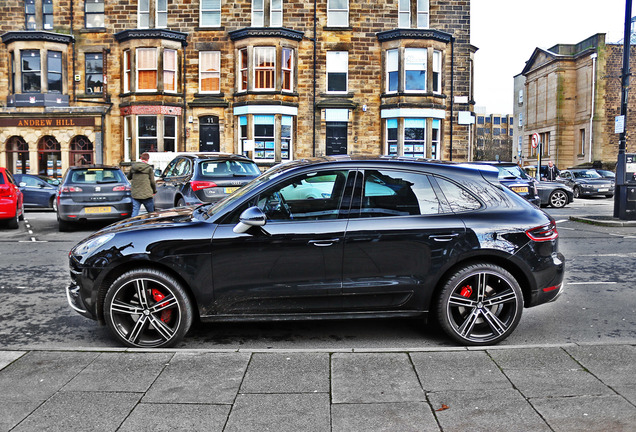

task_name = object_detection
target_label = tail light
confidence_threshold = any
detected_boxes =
[191,180,217,191]
[60,186,83,193]
[113,185,131,192]
[0,185,14,198]
[526,221,558,242]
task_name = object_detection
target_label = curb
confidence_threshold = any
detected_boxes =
[569,215,636,227]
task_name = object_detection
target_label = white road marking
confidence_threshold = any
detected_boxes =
[567,281,617,285]
[555,219,568,224]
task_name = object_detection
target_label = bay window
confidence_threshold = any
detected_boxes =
[385,118,441,159]
[164,117,176,152]
[239,48,248,91]
[138,116,158,154]
[47,51,62,93]
[281,116,292,160]
[22,50,41,93]
[163,49,177,92]
[327,51,348,93]
[137,48,157,91]
[199,51,220,93]
[404,118,425,158]
[386,49,398,93]
[404,48,426,92]
[432,50,441,93]
[282,48,293,92]
[123,50,131,92]
[254,115,276,160]
[254,47,275,90]
[387,119,398,155]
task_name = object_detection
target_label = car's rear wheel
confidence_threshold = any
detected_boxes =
[57,216,73,232]
[436,263,523,346]
[50,196,58,212]
[549,190,568,208]
[573,186,581,198]
[104,268,193,348]
[176,197,185,207]
[7,204,19,229]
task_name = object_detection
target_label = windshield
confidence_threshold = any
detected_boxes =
[198,160,261,178]
[496,165,529,179]
[573,170,601,179]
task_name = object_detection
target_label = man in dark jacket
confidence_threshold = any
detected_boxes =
[128,152,157,217]
[545,160,560,181]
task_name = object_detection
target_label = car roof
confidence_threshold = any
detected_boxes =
[175,153,254,162]
[68,164,122,170]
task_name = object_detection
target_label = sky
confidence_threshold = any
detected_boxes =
[471,0,634,114]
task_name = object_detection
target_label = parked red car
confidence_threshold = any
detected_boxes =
[0,167,24,229]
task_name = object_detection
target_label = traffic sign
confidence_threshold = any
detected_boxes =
[531,133,539,149]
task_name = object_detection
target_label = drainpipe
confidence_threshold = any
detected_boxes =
[182,45,187,152]
[70,0,76,102]
[312,0,317,157]
[588,53,597,163]
[449,36,454,161]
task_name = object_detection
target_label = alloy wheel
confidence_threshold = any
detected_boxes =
[549,190,568,208]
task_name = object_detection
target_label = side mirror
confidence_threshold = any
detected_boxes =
[154,169,162,177]
[233,206,266,234]
[19,182,26,187]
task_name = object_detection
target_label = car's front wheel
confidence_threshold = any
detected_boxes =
[549,190,568,208]
[573,186,581,198]
[104,268,193,348]
[50,196,58,212]
[436,263,523,346]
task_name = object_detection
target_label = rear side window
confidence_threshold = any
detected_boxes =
[69,168,126,184]
[356,170,444,217]
[0,172,5,185]
[199,160,260,178]
[435,177,482,212]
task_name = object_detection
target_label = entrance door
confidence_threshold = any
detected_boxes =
[199,116,219,152]
[37,136,62,179]
[326,122,348,155]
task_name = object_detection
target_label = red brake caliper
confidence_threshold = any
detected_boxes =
[151,289,172,323]
[459,285,473,298]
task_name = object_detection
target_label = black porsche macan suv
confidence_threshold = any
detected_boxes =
[67,157,565,348]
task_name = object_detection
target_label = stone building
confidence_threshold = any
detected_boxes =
[519,32,636,171]
[0,0,475,177]
[473,110,513,162]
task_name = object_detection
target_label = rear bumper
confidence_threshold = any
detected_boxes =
[527,252,565,307]
[58,200,132,221]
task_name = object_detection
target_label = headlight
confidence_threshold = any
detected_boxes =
[74,233,115,256]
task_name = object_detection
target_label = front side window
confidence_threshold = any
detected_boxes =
[137,48,157,91]
[85,0,105,28]
[138,0,150,28]
[254,115,275,160]
[85,53,103,94]
[22,50,41,93]
[432,50,441,93]
[25,0,36,29]
[156,0,168,28]
[327,51,348,93]
[163,49,177,92]
[386,49,398,93]
[282,48,293,92]
[200,0,221,27]
[200,51,220,93]
[327,0,348,27]
[254,47,275,90]
[252,0,264,26]
[239,48,248,91]
[404,48,426,92]
[43,0,53,29]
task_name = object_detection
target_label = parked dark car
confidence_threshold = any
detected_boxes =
[14,173,59,211]
[56,165,132,231]
[0,167,24,229]
[558,169,615,198]
[67,156,565,348]
[534,180,574,208]
[154,153,260,209]
[470,162,541,206]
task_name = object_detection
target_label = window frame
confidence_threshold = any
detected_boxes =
[253,46,276,91]
[281,47,293,92]
[43,0,53,30]
[404,47,427,93]
[200,0,221,27]
[137,115,158,154]
[85,52,104,95]
[21,50,41,93]
[123,49,131,93]
[386,49,398,94]
[271,0,283,26]
[432,50,442,93]
[416,0,429,29]
[252,0,264,26]
[199,50,221,93]
[327,0,348,27]
[156,0,168,28]
[25,0,36,30]
[326,51,348,94]
[163,49,178,93]
[239,48,248,92]
[85,0,105,28]
[136,47,158,92]
[253,114,276,161]
[138,0,150,28]
[47,51,63,93]
[398,0,410,28]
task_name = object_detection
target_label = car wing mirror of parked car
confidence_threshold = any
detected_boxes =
[154,169,163,177]
[19,182,26,187]
[233,206,267,234]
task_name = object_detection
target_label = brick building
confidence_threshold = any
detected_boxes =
[519,32,636,171]
[0,0,475,177]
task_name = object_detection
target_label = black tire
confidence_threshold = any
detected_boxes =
[436,263,524,346]
[548,190,568,208]
[7,205,19,229]
[50,196,58,212]
[103,268,193,348]
[58,216,74,232]
[573,186,581,198]
[605,194,614,198]
[176,197,186,207]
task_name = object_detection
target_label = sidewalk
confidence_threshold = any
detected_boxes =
[1,343,635,431]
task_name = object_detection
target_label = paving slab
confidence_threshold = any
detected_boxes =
[428,388,551,432]
[410,350,511,392]
[119,403,231,432]
[239,352,329,393]
[11,391,141,432]
[63,352,174,393]
[0,399,42,431]
[143,352,250,404]
[0,351,99,401]
[331,402,439,432]
[224,393,330,432]
[331,353,425,403]
[487,346,579,369]
[0,350,26,370]
[564,344,636,387]
[531,394,636,432]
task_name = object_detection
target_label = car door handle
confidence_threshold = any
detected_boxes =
[308,239,340,247]
[430,233,459,242]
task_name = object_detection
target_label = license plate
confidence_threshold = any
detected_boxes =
[511,186,528,193]
[84,206,112,214]
[598,188,608,192]
[224,187,239,194]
